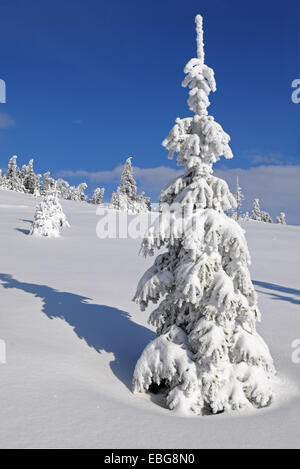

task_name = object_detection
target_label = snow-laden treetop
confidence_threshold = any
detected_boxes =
[195,14,205,65]
[163,15,233,170]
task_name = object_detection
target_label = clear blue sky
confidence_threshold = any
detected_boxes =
[0,0,299,200]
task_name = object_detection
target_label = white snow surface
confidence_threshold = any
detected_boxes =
[0,190,299,449]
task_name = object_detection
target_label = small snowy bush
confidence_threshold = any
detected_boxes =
[30,191,70,238]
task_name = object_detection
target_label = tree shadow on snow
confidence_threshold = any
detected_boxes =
[253,280,300,306]
[15,228,30,235]
[0,273,155,389]
[15,219,32,235]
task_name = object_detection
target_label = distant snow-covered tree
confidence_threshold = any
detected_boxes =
[251,198,262,221]
[41,171,55,196]
[0,169,5,189]
[132,15,275,416]
[119,157,137,199]
[251,199,273,223]
[111,157,136,211]
[261,211,273,224]
[235,176,244,221]
[4,156,24,192]
[77,182,88,201]
[111,157,150,213]
[137,191,151,212]
[69,182,88,201]
[22,159,38,194]
[34,174,41,196]
[56,178,71,200]
[111,190,119,209]
[89,187,105,205]
[276,212,286,225]
[30,190,70,237]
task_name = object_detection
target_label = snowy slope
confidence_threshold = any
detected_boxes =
[0,190,299,449]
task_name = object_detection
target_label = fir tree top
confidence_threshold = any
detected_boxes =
[163,15,233,172]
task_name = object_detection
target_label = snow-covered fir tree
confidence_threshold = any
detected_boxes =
[251,199,273,223]
[22,159,39,194]
[111,157,136,211]
[30,190,70,237]
[69,182,88,201]
[251,198,262,221]
[34,173,41,196]
[276,212,286,225]
[56,178,71,200]
[0,169,9,190]
[261,211,273,224]
[89,187,105,205]
[111,157,150,213]
[132,15,275,415]
[40,171,55,196]
[0,169,5,189]
[137,191,151,212]
[235,176,244,221]
[4,156,24,192]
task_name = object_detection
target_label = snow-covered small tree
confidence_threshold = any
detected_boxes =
[261,211,273,224]
[235,176,244,221]
[276,212,286,225]
[4,156,24,192]
[111,190,119,208]
[111,157,136,211]
[30,190,69,237]
[56,178,71,199]
[251,198,262,221]
[132,15,275,416]
[111,157,150,213]
[137,191,151,212]
[21,164,27,182]
[0,169,5,189]
[34,174,41,196]
[22,159,38,194]
[77,182,88,201]
[119,157,137,198]
[69,182,88,201]
[40,171,55,196]
[251,199,272,223]
[89,187,105,205]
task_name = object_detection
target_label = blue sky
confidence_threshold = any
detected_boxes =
[0,0,299,221]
